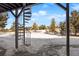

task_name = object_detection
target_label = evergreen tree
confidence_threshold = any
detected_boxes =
[31,22,38,31]
[39,25,46,30]
[49,18,56,32]
[59,22,66,35]
[0,13,8,31]
[70,10,79,35]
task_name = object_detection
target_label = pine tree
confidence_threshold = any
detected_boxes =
[31,22,38,32]
[49,18,56,32]
[0,13,8,31]
[70,10,79,35]
[59,22,66,35]
[39,25,46,30]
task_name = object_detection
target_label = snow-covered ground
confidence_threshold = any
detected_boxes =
[0,31,79,56]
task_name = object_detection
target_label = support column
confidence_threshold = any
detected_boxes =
[66,3,70,56]
[23,3,26,45]
[23,8,25,45]
[9,4,25,49]
[15,9,18,49]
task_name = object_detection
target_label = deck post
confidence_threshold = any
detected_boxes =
[15,9,18,49]
[23,8,25,45]
[56,3,70,56]
[9,6,25,49]
[66,3,70,56]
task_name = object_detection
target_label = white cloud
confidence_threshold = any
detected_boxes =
[48,14,66,20]
[32,10,47,16]
[31,18,36,22]
[32,12,66,23]
[32,11,66,25]
[48,14,66,25]
[39,11,47,16]
[31,18,39,23]
[71,4,79,11]
[32,13,39,16]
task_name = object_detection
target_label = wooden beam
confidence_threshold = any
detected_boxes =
[55,3,66,10]
[10,10,16,17]
[0,6,6,12]
[23,7,25,45]
[8,3,17,8]
[14,3,22,7]
[66,3,70,56]
[15,9,18,49]
[0,4,9,10]
[3,4,13,9]
[17,6,25,17]
[0,3,36,13]
[0,4,15,13]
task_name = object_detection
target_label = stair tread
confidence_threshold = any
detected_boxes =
[24,15,31,17]
[24,8,31,10]
[24,12,31,14]
[17,6,31,40]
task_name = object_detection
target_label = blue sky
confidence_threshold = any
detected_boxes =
[5,3,79,29]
